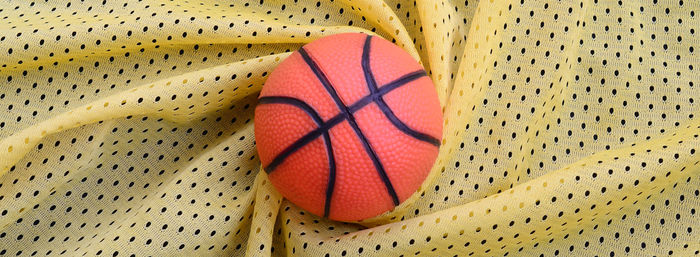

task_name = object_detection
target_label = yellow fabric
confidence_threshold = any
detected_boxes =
[0,0,698,256]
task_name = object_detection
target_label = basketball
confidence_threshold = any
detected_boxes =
[254,33,442,221]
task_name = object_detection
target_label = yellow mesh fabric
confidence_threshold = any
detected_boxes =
[1,0,698,256]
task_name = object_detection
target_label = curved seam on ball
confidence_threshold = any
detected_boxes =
[321,131,336,218]
[360,35,441,147]
[261,108,344,174]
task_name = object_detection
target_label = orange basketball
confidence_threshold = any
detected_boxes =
[254,33,442,221]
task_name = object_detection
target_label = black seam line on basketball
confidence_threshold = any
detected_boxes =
[262,114,345,173]
[361,36,441,147]
[322,131,336,218]
[258,96,323,125]
[260,71,426,174]
[299,45,401,206]
[298,47,346,110]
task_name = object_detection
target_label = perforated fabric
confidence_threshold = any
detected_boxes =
[0,0,698,256]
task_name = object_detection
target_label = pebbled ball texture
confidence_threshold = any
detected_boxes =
[254,33,442,221]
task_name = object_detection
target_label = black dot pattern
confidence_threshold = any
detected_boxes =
[0,0,698,256]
